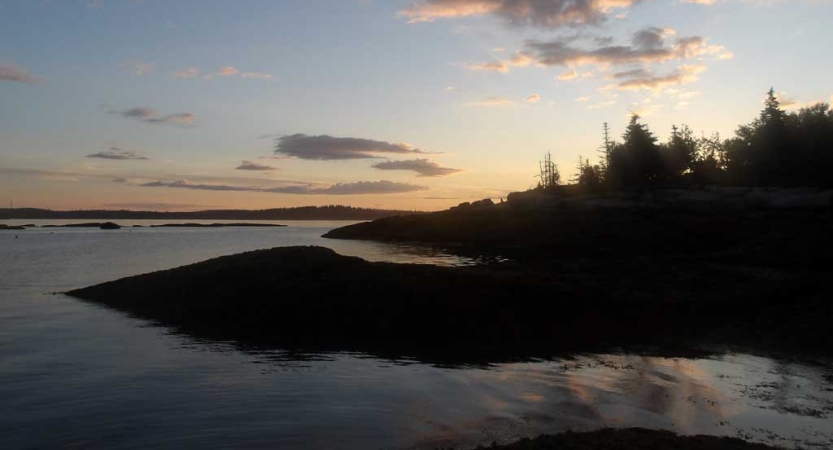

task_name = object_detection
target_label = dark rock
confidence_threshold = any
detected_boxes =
[99,222,121,230]
[67,245,832,360]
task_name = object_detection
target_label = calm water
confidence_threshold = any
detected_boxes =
[1,221,832,449]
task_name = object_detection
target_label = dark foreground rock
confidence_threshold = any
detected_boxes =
[67,245,832,361]
[474,428,778,450]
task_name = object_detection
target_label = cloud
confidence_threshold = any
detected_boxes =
[465,60,509,73]
[86,148,150,160]
[171,67,199,78]
[523,31,731,68]
[241,72,274,80]
[614,64,707,91]
[467,96,515,106]
[526,93,541,103]
[274,134,429,160]
[210,66,274,80]
[0,63,44,84]
[776,92,832,111]
[632,27,676,50]
[110,107,196,127]
[472,28,732,74]
[217,66,239,76]
[399,0,641,28]
[141,179,427,195]
[610,68,651,79]
[236,160,278,171]
[372,159,462,177]
[103,202,211,211]
[118,60,155,75]
[309,181,428,195]
[557,69,578,80]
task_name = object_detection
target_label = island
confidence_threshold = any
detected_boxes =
[149,223,286,228]
[36,222,286,229]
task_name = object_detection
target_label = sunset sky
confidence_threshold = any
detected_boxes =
[2,0,831,211]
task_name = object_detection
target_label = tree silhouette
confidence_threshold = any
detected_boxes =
[662,124,698,177]
[607,114,663,187]
[537,152,561,189]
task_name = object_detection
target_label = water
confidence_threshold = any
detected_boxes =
[1,221,831,449]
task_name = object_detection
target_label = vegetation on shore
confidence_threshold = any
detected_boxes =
[564,88,833,192]
[464,428,779,450]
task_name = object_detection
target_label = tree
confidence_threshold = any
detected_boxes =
[726,88,790,185]
[692,132,727,184]
[574,155,604,191]
[662,124,698,177]
[607,114,663,187]
[537,152,561,189]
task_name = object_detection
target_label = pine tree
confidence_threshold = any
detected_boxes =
[608,114,663,186]
[664,124,698,177]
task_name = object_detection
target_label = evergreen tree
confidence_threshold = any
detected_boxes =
[663,124,698,177]
[607,114,663,187]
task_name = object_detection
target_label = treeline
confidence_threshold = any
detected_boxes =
[564,88,833,191]
[0,205,420,221]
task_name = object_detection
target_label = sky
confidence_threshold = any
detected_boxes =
[1,0,831,211]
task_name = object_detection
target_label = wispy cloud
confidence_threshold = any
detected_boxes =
[241,72,274,80]
[372,159,462,177]
[217,66,239,76]
[614,64,707,91]
[102,202,213,211]
[399,0,641,28]
[0,63,44,84]
[468,27,732,77]
[118,60,155,75]
[236,160,278,171]
[86,148,150,160]
[141,179,427,195]
[171,67,199,78]
[109,107,196,127]
[211,66,274,80]
[466,96,515,106]
[274,134,430,160]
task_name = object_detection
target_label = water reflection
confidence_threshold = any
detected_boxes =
[169,338,833,449]
[322,239,510,267]
[2,223,832,450]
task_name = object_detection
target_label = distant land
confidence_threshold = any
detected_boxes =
[0,205,422,221]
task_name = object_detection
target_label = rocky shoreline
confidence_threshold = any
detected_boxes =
[67,239,832,362]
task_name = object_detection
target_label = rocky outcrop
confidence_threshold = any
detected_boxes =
[67,245,832,360]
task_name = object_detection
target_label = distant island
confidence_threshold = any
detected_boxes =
[0,205,421,221]
[20,222,287,229]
